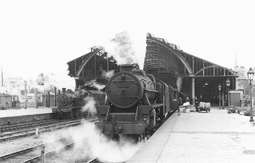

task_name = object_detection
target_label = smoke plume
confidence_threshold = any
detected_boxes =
[106,31,139,65]
[29,72,75,93]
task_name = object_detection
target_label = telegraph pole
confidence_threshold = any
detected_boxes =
[35,88,38,108]
[24,81,27,109]
[1,68,3,86]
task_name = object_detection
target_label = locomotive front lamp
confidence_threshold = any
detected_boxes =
[226,79,230,87]
[121,74,125,79]
[143,115,147,122]
[118,126,123,133]
[247,67,254,122]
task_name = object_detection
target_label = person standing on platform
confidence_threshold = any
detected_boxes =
[195,97,199,112]
[6,101,9,109]
[179,97,183,106]
[186,97,190,103]
[178,97,183,115]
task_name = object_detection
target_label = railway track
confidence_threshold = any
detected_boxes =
[0,117,100,163]
[85,158,100,163]
[0,138,100,163]
[0,137,73,163]
[0,119,61,132]
[0,111,176,162]
[0,117,97,143]
[0,118,85,133]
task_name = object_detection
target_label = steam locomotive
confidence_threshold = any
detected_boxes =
[95,64,179,140]
[52,88,106,119]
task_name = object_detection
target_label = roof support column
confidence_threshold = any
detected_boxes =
[106,53,109,71]
[74,60,77,75]
[192,57,195,72]
[191,75,195,105]
[202,61,205,76]
[94,55,96,76]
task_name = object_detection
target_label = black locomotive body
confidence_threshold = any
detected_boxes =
[52,88,106,119]
[96,64,179,138]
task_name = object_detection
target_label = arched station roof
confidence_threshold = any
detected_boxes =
[144,33,237,78]
[67,46,118,82]
[144,33,238,93]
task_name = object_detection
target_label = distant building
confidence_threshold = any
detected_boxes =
[234,66,255,98]
[235,66,246,91]
[0,86,7,94]
[0,72,24,95]
[235,66,246,78]
[8,77,24,95]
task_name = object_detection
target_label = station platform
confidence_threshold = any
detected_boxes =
[0,107,53,125]
[127,107,255,163]
[0,107,52,118]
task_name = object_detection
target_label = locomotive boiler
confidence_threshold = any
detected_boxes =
[96,64,179,139]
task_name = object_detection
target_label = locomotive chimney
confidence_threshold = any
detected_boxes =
[120,64,133,72]
[62,88,66,93]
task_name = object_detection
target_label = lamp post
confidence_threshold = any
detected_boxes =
[247,67,254,122]
[226,79,231,108]
[218,84,221,109]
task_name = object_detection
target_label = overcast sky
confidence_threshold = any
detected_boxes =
[1,0,255,80]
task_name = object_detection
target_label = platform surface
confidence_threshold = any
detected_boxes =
[127,107,255,163]
[0,107,52,118]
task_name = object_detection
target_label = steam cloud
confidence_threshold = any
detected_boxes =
[82,96,97,116]
[84,79,105,90]
[101,70,115,80]
[176,76,182,92]
[41,96,143,162]
[42,120,143,162]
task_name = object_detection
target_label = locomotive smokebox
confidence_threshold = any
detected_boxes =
[106,63,158,109]
[120,64,134,72]
[62,88,66,93]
